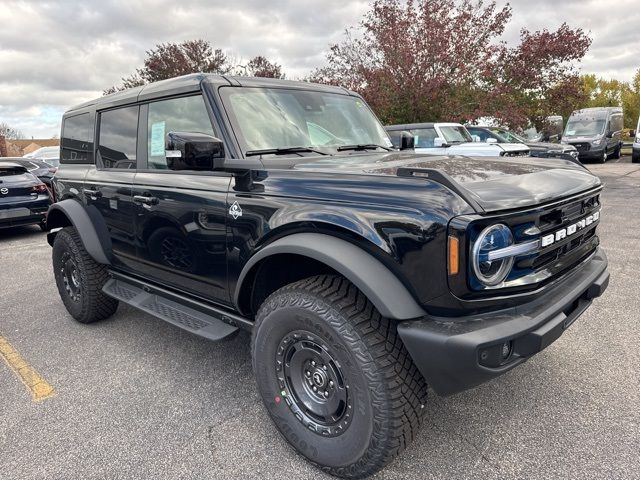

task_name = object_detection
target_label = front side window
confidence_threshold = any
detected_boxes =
[98,106,139,169]
[438,126,473,144]
[61,113,92,164]
[146,95,215,169]
[220,87,392,155]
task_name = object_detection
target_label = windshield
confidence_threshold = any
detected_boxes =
[439,126,473,144]
[220,87,392,155]
[492,129,526,143]
[564,117,606,137]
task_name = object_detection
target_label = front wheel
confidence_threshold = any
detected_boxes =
[251,275,428,478]
[612,144,622,160]
[52,227,118,323]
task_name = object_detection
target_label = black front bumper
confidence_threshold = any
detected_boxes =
[398,249,609,396]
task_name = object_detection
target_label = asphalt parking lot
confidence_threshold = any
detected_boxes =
[1,157,639,480]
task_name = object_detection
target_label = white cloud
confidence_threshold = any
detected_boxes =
[0,0,637,138]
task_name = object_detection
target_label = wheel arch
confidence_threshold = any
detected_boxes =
[234,233,426,320]
[46,199,112,265]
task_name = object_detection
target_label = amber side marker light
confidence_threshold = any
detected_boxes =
[448,235,459,275]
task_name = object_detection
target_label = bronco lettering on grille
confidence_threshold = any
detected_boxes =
[540,211,600,248]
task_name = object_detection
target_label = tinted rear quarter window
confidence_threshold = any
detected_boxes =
[61,113,93,164]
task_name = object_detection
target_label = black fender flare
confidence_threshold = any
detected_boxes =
[46,199,112,265]
[234,233,427,320]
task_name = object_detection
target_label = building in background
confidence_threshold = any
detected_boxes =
[0,136,59,157]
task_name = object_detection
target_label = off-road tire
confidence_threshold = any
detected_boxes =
[251,275,428,479]
[52,226,118,323]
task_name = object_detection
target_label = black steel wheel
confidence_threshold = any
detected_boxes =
[252,275,428,478]
[276,330,353,437]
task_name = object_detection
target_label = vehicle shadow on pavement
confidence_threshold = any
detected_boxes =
[0,225,45,242]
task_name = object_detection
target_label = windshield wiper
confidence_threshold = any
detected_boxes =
[245,146,328,157]
[336,144,393,152]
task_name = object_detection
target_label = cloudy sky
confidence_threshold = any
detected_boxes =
[1,0,639,139]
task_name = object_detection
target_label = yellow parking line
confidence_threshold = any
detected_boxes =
[0,333,55,401]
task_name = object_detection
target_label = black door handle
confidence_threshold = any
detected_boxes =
[83,188,102,198]
[133,195,159,206]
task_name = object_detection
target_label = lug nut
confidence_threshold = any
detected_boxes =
[312,386,318,392]
[329,380,334,388]
[311,360,316,367]
[305,370,311,377]
[322,365,327,371]
[324,391,329,398]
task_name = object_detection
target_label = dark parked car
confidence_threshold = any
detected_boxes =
[466,126,581,164]
[0,158,57,196]
[0,162,50,230]
[561,107,624,163]
[46,74,608,478]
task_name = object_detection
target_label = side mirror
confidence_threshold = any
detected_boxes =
[486,138,498,144]
[434,137,449,147]
[606,131,614,139]
[630,130,636,137]
[398,131,415,150]
[166,132,224,171]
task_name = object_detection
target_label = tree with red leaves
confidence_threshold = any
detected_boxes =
[105,40,283,94]
[311,0,591,130]
[246,55,285,79]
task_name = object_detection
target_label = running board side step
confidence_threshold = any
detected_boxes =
[103,276,243,341]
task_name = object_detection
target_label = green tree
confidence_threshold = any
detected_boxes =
[622,69,640,128]
[579,70,640,128]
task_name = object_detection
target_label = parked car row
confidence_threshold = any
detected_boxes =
[386,106,630,165]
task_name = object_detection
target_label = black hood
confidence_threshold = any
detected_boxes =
[293,152,601,213]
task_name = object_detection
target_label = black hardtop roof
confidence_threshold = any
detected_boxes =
[65,73,353,115]
[385,123,435,131]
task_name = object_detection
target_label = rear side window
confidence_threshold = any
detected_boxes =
[98,106,139,169]
[61,113,93,164]
[146,95,214,170]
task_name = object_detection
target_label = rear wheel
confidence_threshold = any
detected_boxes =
[633,152,640,163]
[52,227,118,323]
[251,275,428,478]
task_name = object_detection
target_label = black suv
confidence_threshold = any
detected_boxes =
[46,74,609,478]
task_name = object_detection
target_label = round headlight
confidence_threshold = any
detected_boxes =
[472,224,514,286]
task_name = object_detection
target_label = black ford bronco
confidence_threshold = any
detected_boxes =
[47,74,609,478]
